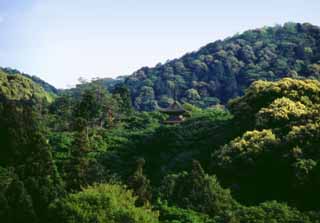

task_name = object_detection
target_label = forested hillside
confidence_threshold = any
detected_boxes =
[124,22,320,110]
[1,73,320,222]
[5,22,320,112]
[0,69,54,102]
[2,22,320,223]
[0,67,59,95]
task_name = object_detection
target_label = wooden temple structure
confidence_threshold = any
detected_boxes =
[159,101,186,124]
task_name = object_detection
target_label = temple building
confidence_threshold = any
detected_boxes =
[159,101,186,124]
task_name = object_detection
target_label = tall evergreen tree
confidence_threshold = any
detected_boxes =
[64,117,91,191]
[128,158,152,206]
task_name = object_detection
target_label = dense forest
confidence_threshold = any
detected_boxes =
[0,67,59,95]
[124,22,320,110]
[1,22,320,223]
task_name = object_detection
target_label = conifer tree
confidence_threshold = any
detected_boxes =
[64,117,91,191]
[128,158,152,206]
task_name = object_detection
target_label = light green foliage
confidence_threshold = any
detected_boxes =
[216,130,279,167]
[158,203,216,223]
[1,67,58,95]
[226,78,320,134]
[229,78,320,122]
[182,103,203,115]
[0,69,53,102]
[256,97,308,127]
[292,159,317,182]
[185,89,201,101]
[213,78,320,210]
[49,184,159,223]
[286,121,320,147]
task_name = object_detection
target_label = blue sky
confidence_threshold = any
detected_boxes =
[0,0,319,88]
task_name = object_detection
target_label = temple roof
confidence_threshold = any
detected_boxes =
[158,101,186,115]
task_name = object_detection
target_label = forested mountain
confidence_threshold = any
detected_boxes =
[2,64,320,222]
[0,69,64,222]
[2,22,320,223]
[0,69,54,102]
[47,78,320,222]
[0,67,59,95]
[124,22,320,110]
[7,22,320,112]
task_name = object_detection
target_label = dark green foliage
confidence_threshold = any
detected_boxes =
[0,99,64,222]
[5,177,36,223]
[158,201,318,223]
[127,158,152,206]
[233,201,318,223]
[49,81,119,131]
[0,167,36,223]
[112,83,133,115]
[50,83,130,192]
[74,84,118,128]
[100,107,234,186]
[63,118,91,191]
[125,23,320,110]
[160,161,237,217]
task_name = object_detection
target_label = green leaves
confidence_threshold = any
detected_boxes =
[256,97,309,128]
[0,69,53,102]
[49,184,159,223]
[124,23,320,111]
[160,161,237,217]
[127,158,152,207]
[211,78,320,210]
[215,129,279,168]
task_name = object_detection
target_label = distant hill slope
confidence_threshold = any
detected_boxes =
[96,76,127,91]
[0,68,54,102]
[124,22,320,111]
[0,67,59,95]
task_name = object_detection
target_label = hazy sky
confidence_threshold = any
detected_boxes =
[0,0,319,88]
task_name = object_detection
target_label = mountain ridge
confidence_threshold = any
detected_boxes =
[123,22,320,110]
[2,22,320,111]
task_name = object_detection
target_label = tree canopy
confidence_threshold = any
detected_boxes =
[124,23,320,110]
